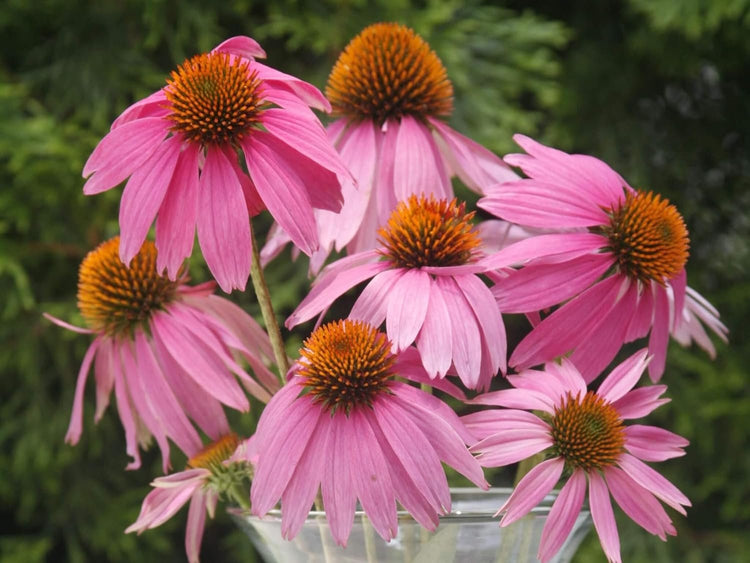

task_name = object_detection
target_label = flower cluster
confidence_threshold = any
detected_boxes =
[49,23,727,563]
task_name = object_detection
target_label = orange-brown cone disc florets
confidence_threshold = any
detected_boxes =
[298,320,396,414]
[549,392,626,471]
[378,195,481,268]
[77,237,178,336]
[187,433,240,470]
[603,190,690,284]
[165,51,265,146]
[326,22,453,124]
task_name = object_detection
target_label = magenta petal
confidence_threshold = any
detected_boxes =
[393,116,451,201]
[647,284,671,381]
[196,147,252,292]
[479,232,607,271]
[597,349,650,403]
[671,269,687,331]
[280,412,331,540]
[462,409,547,439]
[349,410,397,542]
[416,279,453,378]
[185,488,208,563]
[471,428,553,468]
[625,425,688,461]
[212,35,266,59]
[64,337,101,444]
[428,117,517,192]
[499,457,564,525]
[156,143,200,279]
[618,453,690,515]
[134,331,202,457]
[118,135,181,264]
[437,276,481,388]
[493,254,612,313]
[470,388,555,414]
[243,131,319,255]
[252,62,330,111]
[83,117,167,194]
[321,412,357,546]
[350,269,401,328]
[605,466,676,540]
[386,269,430,351]
[538,469,586,563]
[286,261,390,328]
[93,338,114,421]
[456,273,506,376]
[111,90,169,130]
[588,471,622,563]
[612,385,670,420]
[111,342,141,469]
[43,313,94,334]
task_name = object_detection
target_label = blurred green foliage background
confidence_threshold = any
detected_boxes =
[1,0,748,561]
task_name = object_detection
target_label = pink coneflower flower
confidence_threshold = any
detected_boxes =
[251,320,488,546]
[262,22,517,268]
[82,36,349,292]
[45,237,278,471]
[127,433,254,563]
[286,195,507,390]
[464,350,690,563]
[479,134,726,381]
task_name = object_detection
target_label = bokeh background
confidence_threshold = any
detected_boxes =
[1,1,748,561]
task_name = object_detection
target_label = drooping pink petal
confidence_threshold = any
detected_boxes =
[470,388,555,414]
[605,466,676,540]
[492,254,612,313]
[111,341,142,469]
[321,411,358,546]
[350,268,402,328]
[134,331,202,457]
[670,269,687,331]
[618,453,690,515]
[43,313,94,334]
[538,469,587,562]
[212,35,266,59]
[252,390,322,515]
[480,179,611,228]
[390,381,472,442]
[64,337,101,444]
[83,117,168,194]
[196,146,252,292]
[391,393,487,488]
[252,61,331,112]
[597,348,650,403]
[509,275,623,371]
[428,117,518,192]
[612,385,670,420]
[156,142,200,279]
[647,284,671,381]
[588,470,622,563]
[185,488,209,563]
[416,279,453,378]
[374,119,399,224]
[111,90,169,130]
[373,398,450,513]
[286,261,390,328]
[437,276,481,388]
[455,273,506,376]
[243,131,319,256]
[393,115,451,201]
[93,337,114,421]
[478,232,607,271]
[386,269,431,351]
[151,336,230,441]
[118,135,181,265]
[349,410,398,542]
[280,411,331,540]
[120,339,172,472]
[471,427,553,467]
[625,425,688,462]
[498,457,564,525]
[462,409,548,440]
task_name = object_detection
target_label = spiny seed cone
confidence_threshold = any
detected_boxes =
[77,237,179,336]
[326,22,453,124]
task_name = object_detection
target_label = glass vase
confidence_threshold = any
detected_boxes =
[233,487,592,563]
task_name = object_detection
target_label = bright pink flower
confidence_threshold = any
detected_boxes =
[286,196,507,390]
[251,320,488,546]
[127,434,252,563]
[45,237,278,471]
[464,349,690,563]
[82,36,349,292]
[262,23,516,270]
[479,134,726,381]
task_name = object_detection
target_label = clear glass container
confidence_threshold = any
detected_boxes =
[232,487,591,563]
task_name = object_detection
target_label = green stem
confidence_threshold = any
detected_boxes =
[249,220,289,384]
